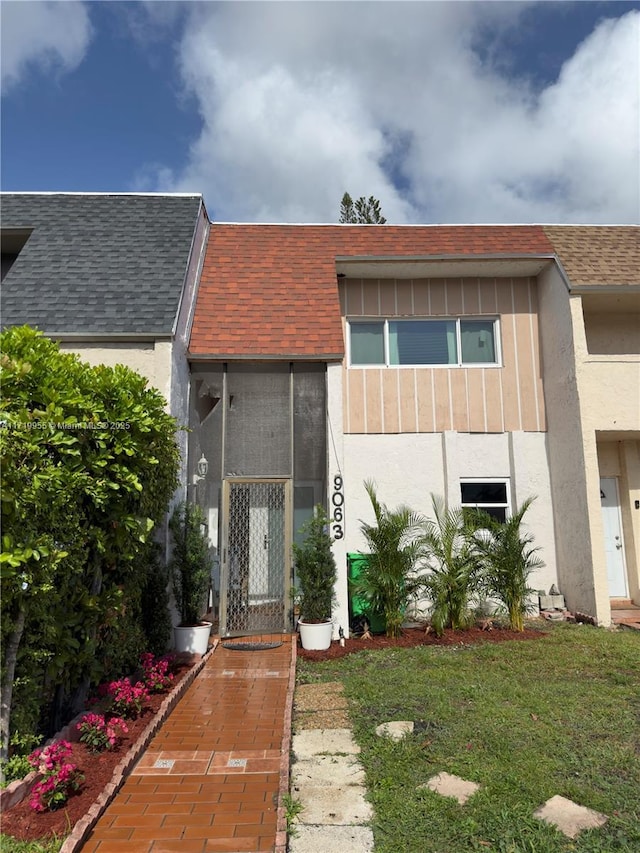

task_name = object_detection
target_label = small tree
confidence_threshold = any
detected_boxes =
[169,503,212,626]
[420,496,480,636]
[339,192,387,224]
[354,481,424,638]
[293,506,337,623]
[471,498,543,632]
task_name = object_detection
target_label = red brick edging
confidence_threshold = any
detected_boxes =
[6,640,220,853]
[274,635,297,853]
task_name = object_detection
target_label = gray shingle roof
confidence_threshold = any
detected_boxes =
[1,193,203,335]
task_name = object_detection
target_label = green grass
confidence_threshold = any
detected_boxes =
[0,837,63,853]
[297,624,640,852]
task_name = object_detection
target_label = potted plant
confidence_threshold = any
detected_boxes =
[169,502,213,655]
[293,505,337,650]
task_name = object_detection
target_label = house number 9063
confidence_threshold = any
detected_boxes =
[331,475,344,540]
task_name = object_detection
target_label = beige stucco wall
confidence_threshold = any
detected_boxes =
[59,342,167,393]
[537,267,607,621]
[584,312,640,355]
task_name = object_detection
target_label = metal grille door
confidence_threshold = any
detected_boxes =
[221,480,291,636]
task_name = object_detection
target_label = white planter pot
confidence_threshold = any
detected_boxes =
[174,622,212,655]
[298,619,333,651]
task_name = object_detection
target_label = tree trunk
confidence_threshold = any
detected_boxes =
[0,606,26,771]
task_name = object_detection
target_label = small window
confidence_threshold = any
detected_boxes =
[348,318,499,367]
[461,480,509,522]
[350,321,384,365]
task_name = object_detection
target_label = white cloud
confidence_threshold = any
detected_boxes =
[150,3,639,224]
[1,0,92,95]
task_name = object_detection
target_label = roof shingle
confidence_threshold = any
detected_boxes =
[190,224,553,358]
[543,225,640,286]
[1,193,203,335]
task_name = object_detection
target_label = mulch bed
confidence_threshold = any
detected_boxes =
[2,653,200,844]
[298,624,547,661]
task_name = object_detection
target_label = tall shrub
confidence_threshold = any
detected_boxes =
[420,496,480,636]
[0,326,180,761]
[292,506,337,622]
[471,498,543,631]
[354,481,424,638]
[169,503,212,625]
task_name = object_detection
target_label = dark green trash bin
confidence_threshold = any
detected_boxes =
[347,553,386,634]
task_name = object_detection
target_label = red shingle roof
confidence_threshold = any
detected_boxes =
[189,224,554,358]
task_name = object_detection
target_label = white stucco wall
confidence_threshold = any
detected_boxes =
[537,268,610,622]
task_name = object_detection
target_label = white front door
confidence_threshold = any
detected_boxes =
[600,478,628,597]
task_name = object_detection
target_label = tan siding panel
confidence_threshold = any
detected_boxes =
[484,368,504,432]
[450,369,468,431]
[396,280,413,315]
[529,286,547,430]
[467,369,486,432]
[382,369,400,433]
[413,279,430,315]
[463,279,480,315]
[416,368,436,432]
[380,279,396,315]
[362,280,379,315]
[479,279,498,314]
[399,369,418,432]
[498,283,521,430]
[365,369,383,433]
[348,370,366,433]
[430,280,446,315]
[446,279,463,315]
[434,369,451,431]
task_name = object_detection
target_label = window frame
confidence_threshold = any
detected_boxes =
[460,478,511,523]
[347,316,501,368]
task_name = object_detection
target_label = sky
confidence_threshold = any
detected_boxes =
[1,0,639,224]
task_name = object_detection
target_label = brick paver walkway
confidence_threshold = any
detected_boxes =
[80,636,294,853]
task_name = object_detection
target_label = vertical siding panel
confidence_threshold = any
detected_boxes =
[467,368,486,431]
[339,282,347,315]
[362,280,379,315]
[343,363,350,434]
[396,280,412,315]
[348,370,366,433]
[513,279,537,430]
[430,279,446,315]
[479,279,497,314]
[382,370,400,433]
[446,279,463,315]
[529,283,546,430]
[434,369,451,431]
[463,279,480,315]
[450,369,468,430]
[484,368,504,432]
[416,368,435,432]
[399,369,417,432]
[379,279,396,315]
[366,369,383,433]
[413,278,430,315]
[498,281,521,430]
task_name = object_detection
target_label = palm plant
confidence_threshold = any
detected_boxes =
[353,480,425,638]
[420,496,480,636]
[471,497,543,632]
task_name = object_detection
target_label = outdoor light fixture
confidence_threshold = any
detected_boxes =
[192,453,209,485]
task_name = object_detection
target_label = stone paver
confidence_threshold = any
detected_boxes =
[534,795,608,839]
[420,771,480,805]
[294,783,373,825]
[375,720,414,740]
[292,755,366,787]
[289,824,374,852]
[292,728,361,759]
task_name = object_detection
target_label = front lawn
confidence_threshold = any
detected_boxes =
[297,624,640,852]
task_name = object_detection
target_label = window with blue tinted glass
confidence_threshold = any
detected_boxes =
[389,320,457,364]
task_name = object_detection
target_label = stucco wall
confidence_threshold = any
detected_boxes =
[584,312,640,355]
[535,268,604,619]
[338,429,557,619]
[60,342,160,385]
